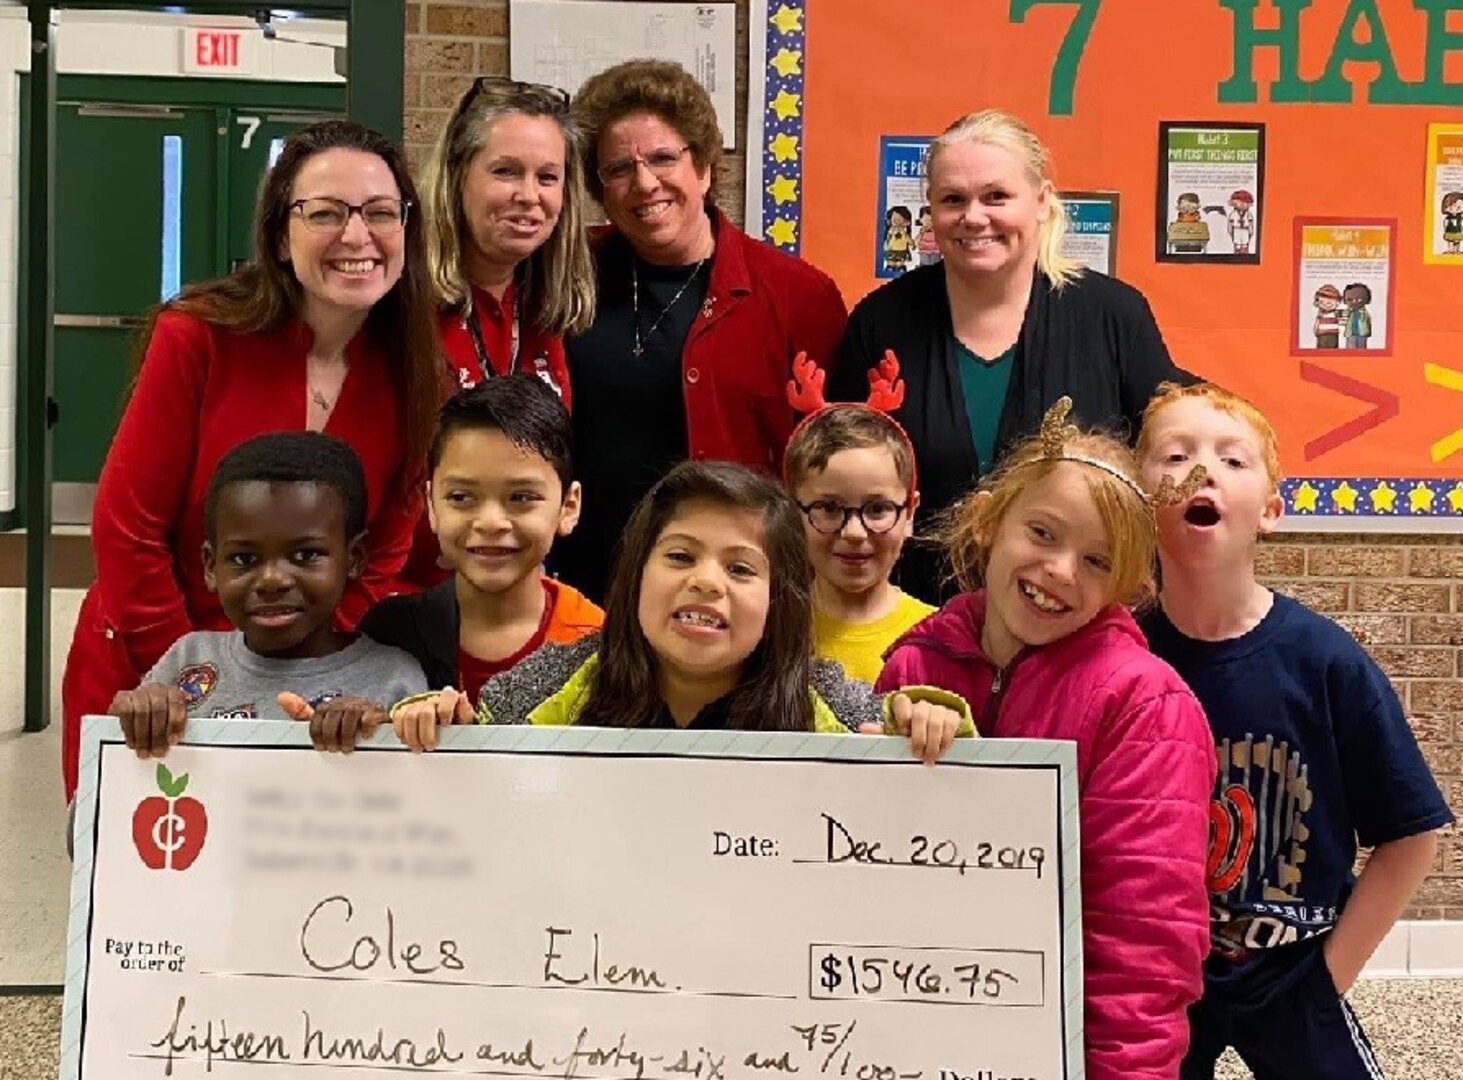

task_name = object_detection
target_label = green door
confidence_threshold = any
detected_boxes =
[51,103,219,511]
[43,93,342,523]
[224,109,340,270]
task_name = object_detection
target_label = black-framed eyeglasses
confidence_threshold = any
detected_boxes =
[288,197,412,236]
[797,499,910,536]
[460,76,571,115]
[597,144,692,185]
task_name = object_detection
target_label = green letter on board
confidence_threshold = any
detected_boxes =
[1218,0,1316,103]
[1009,0,1102,116]
[1312,0,1411,103]
[1415,0,1463,103]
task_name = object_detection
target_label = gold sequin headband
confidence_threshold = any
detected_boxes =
[1035,396,1207,507]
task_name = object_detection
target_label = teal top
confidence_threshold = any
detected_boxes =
[953,338,1016,470]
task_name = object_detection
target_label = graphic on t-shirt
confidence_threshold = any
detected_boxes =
[210,703,258,719]
[1207,733,1333,959]
[176,663,218,709]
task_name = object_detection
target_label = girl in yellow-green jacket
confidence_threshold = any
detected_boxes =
[392,461,968,759]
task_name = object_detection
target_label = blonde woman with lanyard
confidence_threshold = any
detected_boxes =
[401,75,597,587]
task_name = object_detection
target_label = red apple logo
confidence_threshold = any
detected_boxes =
[132,763,208,871]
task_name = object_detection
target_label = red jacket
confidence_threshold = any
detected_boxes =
[399,289,572,590]
[436,281,571,406]
[877,592,1214,1080]
[61,312,418,799]
[598,210,847,471]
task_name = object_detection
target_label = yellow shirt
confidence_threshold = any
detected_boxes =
[814,590,936,684]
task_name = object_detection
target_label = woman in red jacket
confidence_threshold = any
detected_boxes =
[550,59,849,604]
[60,120,444,800]
[399,76,598,587]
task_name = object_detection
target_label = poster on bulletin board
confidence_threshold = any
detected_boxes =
[745,0,1463,530]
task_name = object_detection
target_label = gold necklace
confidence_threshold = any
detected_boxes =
[307,357,349,414]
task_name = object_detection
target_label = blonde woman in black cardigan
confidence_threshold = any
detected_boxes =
[829,110,1192,604]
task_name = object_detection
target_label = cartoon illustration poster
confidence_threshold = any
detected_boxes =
[1156,122,1264,264]
[753,0,1463,527]
[874,136,938,279]
[1424,123,1463,265]
[1292,218,1395,357]
[1059,192,1118,277]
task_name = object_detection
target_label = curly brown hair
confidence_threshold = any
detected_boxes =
[571,59,723,207]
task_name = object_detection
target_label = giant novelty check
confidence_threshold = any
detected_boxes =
[61,720,1085,1079]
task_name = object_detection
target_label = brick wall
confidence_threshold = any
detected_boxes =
[403,3,1463,917]
[404,0,750,207]
[1260,533,1463,918]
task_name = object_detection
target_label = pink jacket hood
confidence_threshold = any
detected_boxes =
[879,590,1215,1080]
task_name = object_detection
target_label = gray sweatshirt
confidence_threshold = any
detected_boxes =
[142,631,429,718]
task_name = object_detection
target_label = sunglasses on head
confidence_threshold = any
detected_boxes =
[459,76,571,114]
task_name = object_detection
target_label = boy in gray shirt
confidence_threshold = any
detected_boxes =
[111,432,427,755]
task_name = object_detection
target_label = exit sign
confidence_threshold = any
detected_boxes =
[182,28,257,75]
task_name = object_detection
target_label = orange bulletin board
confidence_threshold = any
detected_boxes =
[746,0,1463,527]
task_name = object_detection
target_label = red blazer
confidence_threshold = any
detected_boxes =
[60,311,418,799]
[597,210,848,471]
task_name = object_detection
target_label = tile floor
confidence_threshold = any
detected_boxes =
[0,588,81,990]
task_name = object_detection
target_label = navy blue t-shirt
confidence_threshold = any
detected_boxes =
[1142,592,1453,1000]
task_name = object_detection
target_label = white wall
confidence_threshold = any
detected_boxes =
[56,9,345,82]
[0,7,347,520]
[0,7,27,514]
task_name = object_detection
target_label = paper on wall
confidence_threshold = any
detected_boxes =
[510,0,737,150]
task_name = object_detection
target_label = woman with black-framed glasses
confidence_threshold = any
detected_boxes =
[60,120,446,802]
[398,75,597,588]
[552,59,849,605]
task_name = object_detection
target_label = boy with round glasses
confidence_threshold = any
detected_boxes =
[785,396,932,683]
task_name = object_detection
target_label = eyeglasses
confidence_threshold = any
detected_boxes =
[797,499,909,536]
[597,145,692,186]
[288,197,411,236]
[460,76,571,114]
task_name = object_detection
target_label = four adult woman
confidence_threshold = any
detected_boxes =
[829,110,1192,604]
[401,75,597,586]
[60,120,444,800]
[550,59,849,604]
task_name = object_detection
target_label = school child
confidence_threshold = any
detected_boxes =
[110,432,427,755]
[395,460,971,763]
[357,377,602,699]
[875,397,1216,1080]
[783,351,933,683]
[1136,382,1453,1079]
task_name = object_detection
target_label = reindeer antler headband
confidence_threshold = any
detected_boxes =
[1034,396,1207,506]
[784,350,917,488]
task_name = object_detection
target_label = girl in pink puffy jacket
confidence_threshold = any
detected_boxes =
[876,398,1215,1080]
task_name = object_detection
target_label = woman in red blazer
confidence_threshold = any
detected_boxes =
[551,59,849,603]
[60,120,445,800]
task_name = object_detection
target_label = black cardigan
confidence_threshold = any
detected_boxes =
[357,580,459,690]
[827,265,1193,604]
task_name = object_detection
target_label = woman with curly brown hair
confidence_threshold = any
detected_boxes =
[551,59,848,604]
[59,120,445,800]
